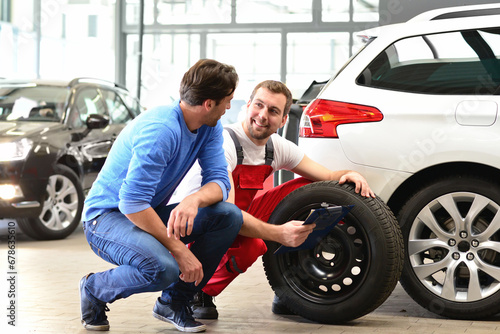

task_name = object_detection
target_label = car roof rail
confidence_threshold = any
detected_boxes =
[68,77,129,91]
[432,7,500,20]
[409,3,500,22]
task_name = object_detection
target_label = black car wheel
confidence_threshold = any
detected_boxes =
[398,176,500,319]
[18,164,84,240]
[262,181,403,323]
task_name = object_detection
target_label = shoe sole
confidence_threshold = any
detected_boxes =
[152,311,206,333]
[81,320,110,331]
[79,276,110,331]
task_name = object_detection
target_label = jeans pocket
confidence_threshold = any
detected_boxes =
[85,211,114,234]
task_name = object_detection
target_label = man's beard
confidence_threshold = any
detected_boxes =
[247,120,271,140]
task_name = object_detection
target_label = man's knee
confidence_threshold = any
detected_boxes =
[208,201,243,234]
[156,268,180,288]
[138,250,179,287]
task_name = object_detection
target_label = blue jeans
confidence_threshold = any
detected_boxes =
[83,202,242,304]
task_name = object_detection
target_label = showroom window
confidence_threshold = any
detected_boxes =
[357,28,500,95]
[157,0,232,24]
[126,33,201,107]
[121,0,381,108]
[0,0,115,80]
[88,15,97,37]
[207,33,281,92]
[126,0,232,25]
[1,0,384,109]
[287,32,350,97]
[236,0,312,23]
[352,0,379,21]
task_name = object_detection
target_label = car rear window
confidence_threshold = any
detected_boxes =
[357,28,500,95]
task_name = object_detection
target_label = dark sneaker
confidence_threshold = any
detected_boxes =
[191,291,218,319]
[79,273,110,331]
[271,295,294,315]
[153,298,206,333]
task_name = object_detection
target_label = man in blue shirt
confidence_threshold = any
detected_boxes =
[79,59,242,333]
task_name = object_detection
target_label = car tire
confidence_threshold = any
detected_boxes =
[18,164,84,240]
[398,176,500,319]
[262,181,404,323]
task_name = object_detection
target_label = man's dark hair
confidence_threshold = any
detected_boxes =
[249,80,293,116]
[180,59,238,106]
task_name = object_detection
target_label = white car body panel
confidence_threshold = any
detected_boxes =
[298,137,411,201]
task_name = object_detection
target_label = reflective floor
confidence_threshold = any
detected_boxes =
[1,223,499,334]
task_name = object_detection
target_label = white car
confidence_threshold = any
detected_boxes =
[298,4,500,319]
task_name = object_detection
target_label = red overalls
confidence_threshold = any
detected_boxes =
[202,128,312,296]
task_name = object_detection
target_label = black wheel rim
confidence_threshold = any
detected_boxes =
[277,203,371,304]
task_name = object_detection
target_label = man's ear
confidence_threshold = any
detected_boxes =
[280,114,288,128]
[203,99,214,110]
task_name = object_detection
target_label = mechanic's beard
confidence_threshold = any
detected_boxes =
[247,121,271,140]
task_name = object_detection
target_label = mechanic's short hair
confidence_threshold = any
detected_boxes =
[249,80,293,117]
[180,59,239,107]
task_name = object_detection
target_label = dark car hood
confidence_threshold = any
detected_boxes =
[0,121,63,141]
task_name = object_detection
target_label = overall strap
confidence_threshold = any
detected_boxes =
[225,127,244,165]
[225,126,274,166]
[264,137,274,166]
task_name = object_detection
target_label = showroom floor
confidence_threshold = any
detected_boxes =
[1,223,500,334]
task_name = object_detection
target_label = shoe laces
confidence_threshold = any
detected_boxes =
[93,301,110,322]
[172,301,195,321]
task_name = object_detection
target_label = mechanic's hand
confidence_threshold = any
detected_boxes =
[167,196,199,239]
[172,246,204,286]
[339,171,376,198]
[279,221,315,247]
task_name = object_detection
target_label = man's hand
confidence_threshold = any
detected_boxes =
[167,196,199,239]
[338,171,376,198]
[171,245,204,286]
[278,221,316,247]
[167,181,224,239]
[125,207,203,284]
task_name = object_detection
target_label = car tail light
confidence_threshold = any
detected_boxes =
[299,99,383,138]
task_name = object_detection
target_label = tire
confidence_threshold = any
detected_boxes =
[262,181,404,323]
[398,176,500,319]
[18,164,84,240]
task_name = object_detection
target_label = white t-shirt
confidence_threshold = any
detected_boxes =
[169,122,304,203]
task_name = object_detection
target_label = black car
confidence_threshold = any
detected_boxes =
[0,78,143,240]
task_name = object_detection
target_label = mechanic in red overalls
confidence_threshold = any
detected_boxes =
[173,80,375,319]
